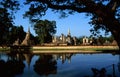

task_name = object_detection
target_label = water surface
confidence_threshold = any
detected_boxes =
[0,51,120,77]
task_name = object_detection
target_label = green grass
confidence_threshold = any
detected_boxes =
[32,47,118,51]
[0,47,10,52]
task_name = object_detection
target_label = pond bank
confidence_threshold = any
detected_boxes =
[0,46,119,53]
[32,46,119,53]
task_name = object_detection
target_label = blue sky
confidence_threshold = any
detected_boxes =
[13,2,105,37]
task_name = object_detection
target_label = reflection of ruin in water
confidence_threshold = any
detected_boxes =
[7,52,33,67]
[0,52,26,77]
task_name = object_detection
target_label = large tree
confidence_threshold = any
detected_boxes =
[0,8,13,46]
[0,0,19,46]
[24,0,120,49]
[34,20,56,44]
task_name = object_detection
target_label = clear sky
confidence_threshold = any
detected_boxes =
[13,2,105,37]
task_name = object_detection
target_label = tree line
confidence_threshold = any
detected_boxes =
[0,0,56,46]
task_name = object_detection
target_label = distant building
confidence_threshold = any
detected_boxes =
[82,36,94,45]
[82,36,89,45]
[52,29,77,46]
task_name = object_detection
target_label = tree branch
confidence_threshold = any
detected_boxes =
[112,2,117,11]
[43,0,96,13]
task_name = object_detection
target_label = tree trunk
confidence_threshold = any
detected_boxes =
[111,29,120,51]
[93,4,120,52]
[108,20,120,52]
[99,10,120,51]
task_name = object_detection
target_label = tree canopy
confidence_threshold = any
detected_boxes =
[34,19,56,44]
[0,8,12,46]
[0,0,19,46]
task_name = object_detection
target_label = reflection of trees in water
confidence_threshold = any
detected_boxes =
[7,52,33,67]
[7,53,25,61]
[91,64,120,77]
[34,55,57,76]
[90,54,120,77]
[0,52,34,77]
[0,59,25,77]
[92,68,109,77]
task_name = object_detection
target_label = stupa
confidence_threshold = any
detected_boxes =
[13,38,20,46]
[21,27,31,46]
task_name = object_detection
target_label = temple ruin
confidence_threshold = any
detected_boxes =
[21,27,31,46]
[52,29,77,45]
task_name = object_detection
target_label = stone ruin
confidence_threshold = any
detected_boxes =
[13,27,31,46]
[82,36,89,45]
[52,29,77,45]
[21,27,31,46]
[13,38,20,46]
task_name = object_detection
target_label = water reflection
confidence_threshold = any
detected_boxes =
[91,65,116,77]
[0,54,25,77]
[91,55,120,77]
[0,51,119,77]
[34,54,57,76]
[52,53,73,64]
[33,53,74,76]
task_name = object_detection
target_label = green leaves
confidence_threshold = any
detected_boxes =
[0,0,20,10]
[34,19,56,44]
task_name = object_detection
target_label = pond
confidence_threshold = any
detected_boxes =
[0,51,120,77]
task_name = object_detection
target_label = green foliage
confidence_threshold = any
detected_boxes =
[9,25,26,45]
[34,19,56,44]
[0,8,13,45]
[0,0,20,13]
[77,36,84,44]
[0,0,20,46]
[91,35,114,45]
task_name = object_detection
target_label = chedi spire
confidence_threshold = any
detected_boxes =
[21,27,31,46]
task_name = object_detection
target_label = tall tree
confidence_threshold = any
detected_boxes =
[0,8,13,46]
[24,0,120,50]
[0,0,19,46]
[34,20,56,44]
